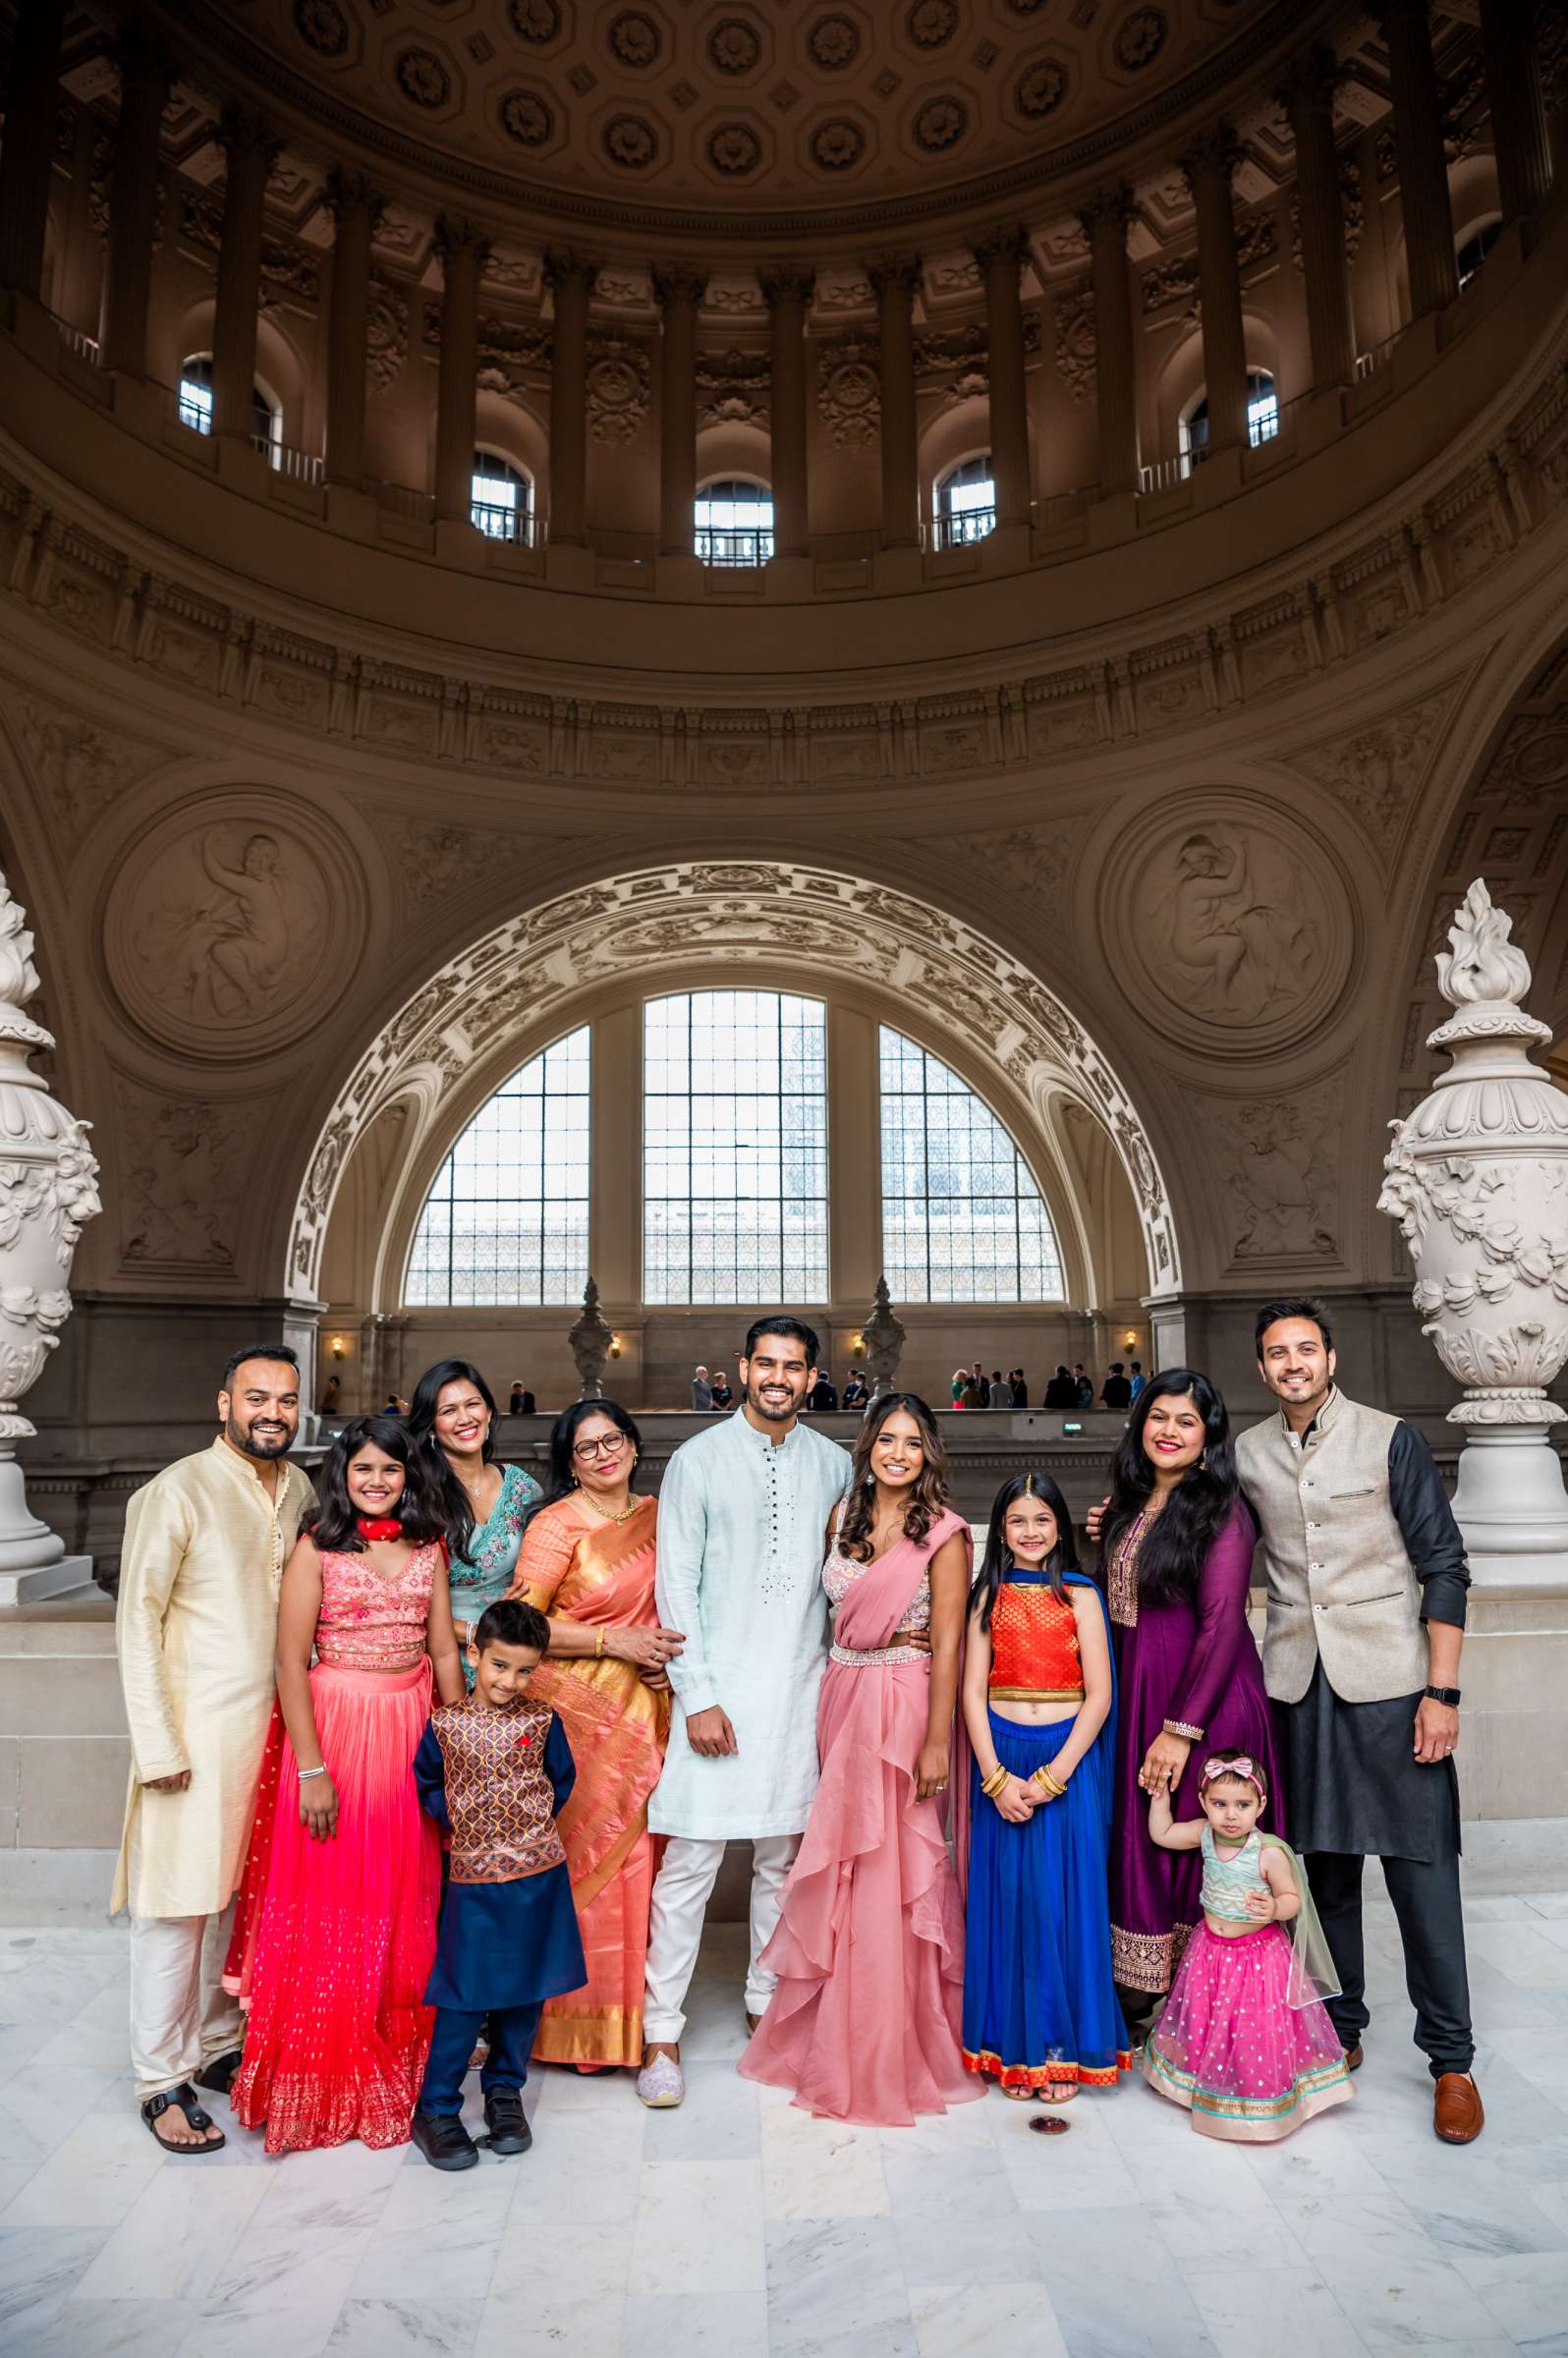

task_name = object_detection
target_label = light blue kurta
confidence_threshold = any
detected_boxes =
[650,1411,852,1841]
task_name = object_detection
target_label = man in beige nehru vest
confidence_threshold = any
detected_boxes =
[1235,1299,1481,2146]
[113,1345,314,2152]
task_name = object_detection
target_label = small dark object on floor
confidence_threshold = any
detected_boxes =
[1028,2113,1071,2136]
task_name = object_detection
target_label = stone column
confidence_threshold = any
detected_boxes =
[211,107,276,439]
[323,168,381,486]
[433,215,490,521]
[544,251,595,545]
[1376,0,1458,317]
[1480,0,1553,221]
[98,27,172,377]
[760,265,813,557]
[1181,129,1249,451]
[974,226,1032,527]
[1280,50,1357,389]
[654,267,705,557]
[1077,186,1139,492]
[869,254,922,547]
[1378,881,1568,1585]
[0,0,66,300]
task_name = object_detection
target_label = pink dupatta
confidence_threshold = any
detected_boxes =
[832,1503,972,1655]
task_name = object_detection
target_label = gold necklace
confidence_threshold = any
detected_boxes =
[581,1488,638,1524]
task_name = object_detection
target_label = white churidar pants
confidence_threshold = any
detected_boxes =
[128,1822,242,2104]
[643,1834,800,2044]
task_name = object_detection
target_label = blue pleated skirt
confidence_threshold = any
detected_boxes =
[962,1710,1131,2091]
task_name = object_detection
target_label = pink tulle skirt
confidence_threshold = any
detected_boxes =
[738,1658,980,2127]
[226,1661,440,2156]
[1144,1920,1352,2143]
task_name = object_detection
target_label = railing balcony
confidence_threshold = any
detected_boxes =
[472,499,534,544]
[932,506,996,549]
[259,435,324,487]
[374,477,437,525]
[696,525,773,567]
[53,318,99,366]
[177,387,209,434]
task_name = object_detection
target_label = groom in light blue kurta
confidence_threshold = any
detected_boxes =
[639,1318,851,2105]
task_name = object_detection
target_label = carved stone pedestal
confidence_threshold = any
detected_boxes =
[1379,880,1568,1587]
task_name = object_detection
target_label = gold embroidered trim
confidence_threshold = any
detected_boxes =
[1110,1919,1195,1993]
[990,1685,1085,1702]
[1107,1513,1146,1627]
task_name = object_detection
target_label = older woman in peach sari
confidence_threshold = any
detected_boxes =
[510,1399,684,2070]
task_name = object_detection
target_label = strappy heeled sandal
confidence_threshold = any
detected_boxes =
[141,2082,226,2154]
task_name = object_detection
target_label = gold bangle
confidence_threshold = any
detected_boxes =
[595,1630,605,1660]
[1032,1765,1066,1798]
[980,1765,1008,1800]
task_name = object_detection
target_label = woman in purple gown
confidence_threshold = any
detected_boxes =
[1098,1370,1280,2043]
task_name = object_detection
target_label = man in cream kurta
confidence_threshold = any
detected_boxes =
[640,1319,850,2103]
[113,1347,313,2141]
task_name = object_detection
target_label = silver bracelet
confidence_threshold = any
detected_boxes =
[298,1765,327,1781]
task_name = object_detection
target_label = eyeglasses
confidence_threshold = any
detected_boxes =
[573,1434,628,1462]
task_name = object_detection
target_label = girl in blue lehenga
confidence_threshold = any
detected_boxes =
[957,1472,1130,2105]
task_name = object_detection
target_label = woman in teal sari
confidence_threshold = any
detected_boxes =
[408,1360,540,1683]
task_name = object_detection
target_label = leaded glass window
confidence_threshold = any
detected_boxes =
[405,1027,590,1306]
[879,1027,1063,1303]
[644,990,827,1305]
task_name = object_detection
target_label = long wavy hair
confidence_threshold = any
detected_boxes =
[406,1359,502,1564]
[1098,1369,1239,1607]
[543,1397,644,1504]
[307,1415,446,1553]
[973,1470,1079,1629]
[837,1391,948,1560]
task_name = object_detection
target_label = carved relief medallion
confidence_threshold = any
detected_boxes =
[1103,801,1349,1054]
[103,792,364,1061]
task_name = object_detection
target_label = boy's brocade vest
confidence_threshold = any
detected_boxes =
[1234,1389,1428,1708]
[428,1697,567,1884]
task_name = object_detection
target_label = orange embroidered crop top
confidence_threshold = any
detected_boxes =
[316,1543,437,1671]
[988,1580,1084,1702]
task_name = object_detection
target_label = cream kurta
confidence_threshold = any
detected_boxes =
[111,1436,315,1920]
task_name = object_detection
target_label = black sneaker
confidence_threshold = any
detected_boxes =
[483,2088,532,2156]
[411,2109,479,2171]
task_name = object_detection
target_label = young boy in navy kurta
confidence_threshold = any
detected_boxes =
[411,1598,586,2170]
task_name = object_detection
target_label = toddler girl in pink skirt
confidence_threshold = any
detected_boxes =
[1144,1748,1352,2142]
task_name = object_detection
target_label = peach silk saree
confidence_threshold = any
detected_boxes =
[514,1492,668,2067]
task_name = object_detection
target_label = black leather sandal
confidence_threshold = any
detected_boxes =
[195,2049,244,2097]
[411,2109,479,2171]
[483,2089,532,2156]
[141,2082,226,2153]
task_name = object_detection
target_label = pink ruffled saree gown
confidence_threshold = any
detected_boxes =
[739,1504,980,2126]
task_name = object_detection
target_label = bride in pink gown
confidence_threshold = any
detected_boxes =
[740,1393,979,2126]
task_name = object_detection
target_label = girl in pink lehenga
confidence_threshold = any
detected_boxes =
[740,1393,979,2127]
[226,1416,466,2155]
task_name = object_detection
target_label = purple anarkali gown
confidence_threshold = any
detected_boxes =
[1107,1500,1281,1997]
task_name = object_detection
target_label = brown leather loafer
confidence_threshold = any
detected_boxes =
[1433,2073,1484,2144]
[1343,2044,1364,2073]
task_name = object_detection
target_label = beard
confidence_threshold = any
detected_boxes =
[744,1378,806,1425]
[228,1412,294,1460]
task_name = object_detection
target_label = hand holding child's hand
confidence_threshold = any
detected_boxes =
[1243,1883,1276,1922]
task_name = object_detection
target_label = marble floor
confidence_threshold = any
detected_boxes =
[3,1895,1568,2358]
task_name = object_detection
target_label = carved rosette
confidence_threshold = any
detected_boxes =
[1377,880,1568,1429]
[0,870,100,1471]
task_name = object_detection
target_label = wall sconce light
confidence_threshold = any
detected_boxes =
[609,1335,623,1359]
[330,1335,346,1361]
[1122,1329,1138,1350]
[850,1334,865,1358]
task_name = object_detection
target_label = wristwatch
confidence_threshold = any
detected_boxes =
[1424,1685,1461,1707]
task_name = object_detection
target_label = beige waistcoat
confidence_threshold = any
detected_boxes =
[1234,1389,1429,1707]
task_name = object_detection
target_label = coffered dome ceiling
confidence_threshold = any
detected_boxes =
[149,0,1342,241]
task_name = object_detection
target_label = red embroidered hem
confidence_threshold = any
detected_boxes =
[962,2044,1133,2091]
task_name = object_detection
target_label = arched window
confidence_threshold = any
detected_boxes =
[933,455,996,547]
[177,355,279,450]
[405,1027,590,1306]
[644,989,827,1304]
[1456,215,1504,291]
[879,1027,1063,1303]
[1182,369,1278,468]
[695,477,774,567]
[472,449,533,543]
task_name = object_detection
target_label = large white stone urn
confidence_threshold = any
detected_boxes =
[1378,879,1568,1584]
[0,867,100,1595]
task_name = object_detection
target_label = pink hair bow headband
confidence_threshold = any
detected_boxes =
[1200,1755,1264,1796]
